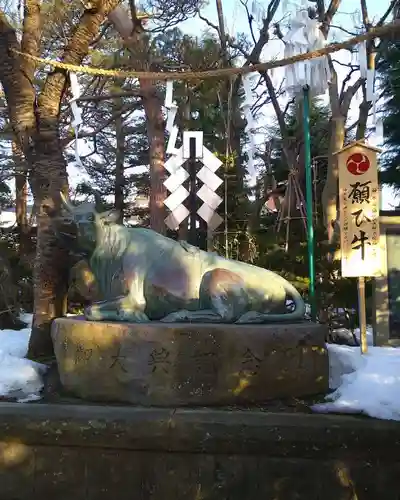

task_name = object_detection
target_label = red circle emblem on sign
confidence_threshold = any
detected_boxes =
[346,152,370,175]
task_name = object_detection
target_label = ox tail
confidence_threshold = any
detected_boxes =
[262,273,306,322]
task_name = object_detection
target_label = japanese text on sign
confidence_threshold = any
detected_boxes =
[338,144,381,277]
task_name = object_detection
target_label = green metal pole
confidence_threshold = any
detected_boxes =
[302,85,316,321]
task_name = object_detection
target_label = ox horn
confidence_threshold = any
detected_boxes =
[60,191,74,212]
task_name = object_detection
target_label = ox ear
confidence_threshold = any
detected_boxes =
[104,209,121,224]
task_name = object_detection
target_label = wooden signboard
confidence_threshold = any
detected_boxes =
[336,140,381,277]
[335,140,382,352]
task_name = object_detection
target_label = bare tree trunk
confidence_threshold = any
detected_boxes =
[0,1,121,359]
[12,140,30,260]
[141,80,166,234]
[114,95,125,223]
[28,1,121,359]
[178,85,191,241]
[28,128,69,359]
[321,115,345,242]
[15,167,28,232]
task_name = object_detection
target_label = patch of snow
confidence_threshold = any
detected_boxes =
[0,313,46,402]
[327,326,375,389]
[327,344,365,390]
[314,342,400,421]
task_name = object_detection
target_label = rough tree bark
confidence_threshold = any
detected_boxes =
[142,83,167,234]
[0,0,120,359]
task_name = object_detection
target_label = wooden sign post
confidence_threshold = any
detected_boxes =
[335,140,382,353]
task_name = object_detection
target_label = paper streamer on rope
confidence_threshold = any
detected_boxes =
[355,44,381,147]
[281,0,305,14]
[283,7,330,97]
[163,82,189,230]
[369,65,382,148]
[269,67,280,89]
[251,0,265,24]
[358,44,378,133]
[164,80,179,156]
[367,53,377,133]
[358,41,368,79]
[69,72,83,168]
[241,73,257,181]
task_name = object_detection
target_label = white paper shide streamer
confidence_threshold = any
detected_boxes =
[250,0,265,24]
[163,80,191,230]
[358,41,368,79]
[357,42,382,146]
[69,72,83,168]
[164,81,179,156]
[241,73,257,181]
[283,5,330,97]
[162,81,223,232]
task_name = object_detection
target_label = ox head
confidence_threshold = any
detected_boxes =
[60,192,120,250]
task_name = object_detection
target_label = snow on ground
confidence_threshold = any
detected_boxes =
[313,343,400,421]
[0,314,47,402]
[0,319,399,420]
[312,326,400,421]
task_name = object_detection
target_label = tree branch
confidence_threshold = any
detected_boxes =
[129,0,137,26]
[360,0,371,29]
[331,58,358,69]
[38,0,120,122]
[61,102,139,148]
[329,24,358,36]
[215,0,228,58]
[238,0,257,45]
[197,11,220,33]
[321,0,341,37]
[20,1,41,82]
[0,10,36,154]
[283,97,296,117]
[355,85,370,139]
[312,0,325,20]
[377,0,397,26]
[250,0,281,62]
[340,78,363,115]
[77,88,153,102]
[261,70,293,167]
[339,65,357,101]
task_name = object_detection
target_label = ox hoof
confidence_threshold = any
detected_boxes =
[84,305,103,321]
[118,310,149,323]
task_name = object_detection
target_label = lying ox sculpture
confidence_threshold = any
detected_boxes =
[61,193,306,323]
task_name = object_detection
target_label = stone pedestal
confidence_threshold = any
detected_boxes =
[51,318,328,406]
